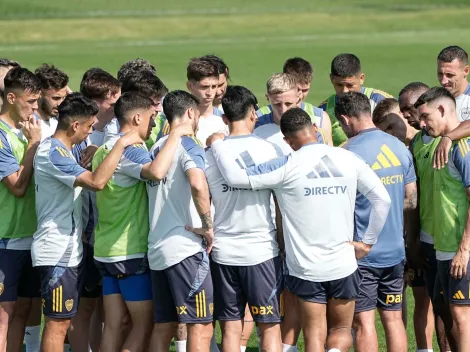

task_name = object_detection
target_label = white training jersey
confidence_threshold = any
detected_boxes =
[196,114,229,148]
[32,137,86,267]
[206,134,282,266]
[211,141,386,282]
[39,117,58,141]
[456,83,470,121]
[103,117,120,144]
[254,123,293,156]
[147,135,207,271]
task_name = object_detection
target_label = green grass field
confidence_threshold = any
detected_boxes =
[3,0,469,350]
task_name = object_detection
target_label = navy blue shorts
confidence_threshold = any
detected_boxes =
[0,249,40,302]
[37,261,85,319]
[81,243,101,299]
[286,269,362,304]
[419,241,438,300]
[435,259,470,305]
[151,251,213,324]
[355,261,405,313]
[211,257,282,323]
[406,247,425,288]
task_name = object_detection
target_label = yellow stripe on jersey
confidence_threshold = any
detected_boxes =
[381,145,401,166]
[458,140,469,157]
[0,138,3,149]
[372,89,394,98]
[377,153,392,168]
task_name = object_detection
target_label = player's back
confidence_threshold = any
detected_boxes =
[206,134,281,266]
[147,135,206,271]
[343,128,415,267]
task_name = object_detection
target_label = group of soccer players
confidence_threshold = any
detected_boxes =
[0,44,470,352]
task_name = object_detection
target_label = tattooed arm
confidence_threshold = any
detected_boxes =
[404,182,418,211]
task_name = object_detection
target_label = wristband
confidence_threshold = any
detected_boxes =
[443,135,452,142]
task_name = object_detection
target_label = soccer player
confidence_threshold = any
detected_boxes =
[373,98,418,145]
[0,59,20,111]
[147,90,214,352]
[0,67,41,352]
[34,64,69,140]
[202,55,229,113]
[207,107,391,352]
[117,58,157,83]
[282,57,313,101]
[319,53,393,146]
[206,86,282,352]
[415,87,470,351]
[399,82,430,131]
[255,73,332,152]
[32,93,142,352]
[92,91,193,351]
[336,92,417,352]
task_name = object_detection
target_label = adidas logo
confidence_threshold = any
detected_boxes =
[453,290,465,300]
[371,145,402,170]
[424,152,430,159]
[306,155,343,179]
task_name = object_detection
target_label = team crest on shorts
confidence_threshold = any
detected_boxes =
[65,299,74,312]
[209,303,214,315]
[0,283,4,296]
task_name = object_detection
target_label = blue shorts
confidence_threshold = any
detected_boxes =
[435,259,470,305]
[103,272,152,302]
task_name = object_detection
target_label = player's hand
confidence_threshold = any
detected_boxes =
[348,241,372,260]
[20,117,42,144]
[118,130,143,148]
[433,136,452,169]
[185,225,214,254]
[80,145,98,169]
[206,133,225,147]
[171,121,194,138]
[450,249,469,280]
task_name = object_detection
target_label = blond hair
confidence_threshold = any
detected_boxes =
[266,73,297,95]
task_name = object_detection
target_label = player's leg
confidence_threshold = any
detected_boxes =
[24,298,42,352]
[240,306,255,352]
[280,290,300,351]
[377,261,407,352]
[120,273,154,351]
[174,323,187,352]
[7,297,32,351]
[99,276,128,352]
[39,264,83,352]
[352,266,379,352]
[242,257,282,352]
[88,295,103,352]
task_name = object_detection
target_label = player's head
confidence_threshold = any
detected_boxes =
[163,90,200,132]
[372,99,407,143]
[3,67,41,122]
[80,69,121,124]
[115,92,156,140]
[414,87,457,137]
[398,82,429,130]
[121,71,168,113]
[56,93,99,144]
[283,57,313,101]
[0,58,20,98]
[117,58,156,83]
[221,85,258,132]
[186,57,219,109]
[201,55,229,107]
[35,64,69,118]
[334,92,372,138]
[329,53,364,95]
[266,73,301,122]
[280,107,317,151]
[437,46,469,97]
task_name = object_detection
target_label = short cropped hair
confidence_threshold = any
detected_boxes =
[121,71,168,99]
[414,86,456,109]
[437,46,468,65]
[372,98,399,125]
[283,57,313,84]
[398,82,430,97]
[115,91,154,125]
[187,57,219,81]
[0,58,20,69]
[331,53,361,77]
[163,90,199,123]
[266,73,297,95]
[80,70,120,100]
[335,92,371,119]
[280,107,312,137]
[4,67,41,94]
[202,54,230,79]
[117,58,157,83]
[222,86,258,123]
[57,93,99,129]
[35,64,69,90]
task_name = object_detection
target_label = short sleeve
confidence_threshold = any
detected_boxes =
[452,140,470,187]
[120,144,152,180]
[180,137,205,173]
[0,131,20,181]
[403,149,417,184]
[48,145,87,188]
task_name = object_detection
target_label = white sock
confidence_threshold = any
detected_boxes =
[24,325,41,352]
[416,350,433,352]
[327,349,341,352]
[175,340,187,352]
[282,344,298,352]
[240,347,247,352]
[64,344,71,352]
[210,332,220,352]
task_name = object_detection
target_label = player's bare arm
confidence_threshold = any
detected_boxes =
[433,120,470,169]
[404,182,418,211]
[450,186,470,279]
[321,111,333,146]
